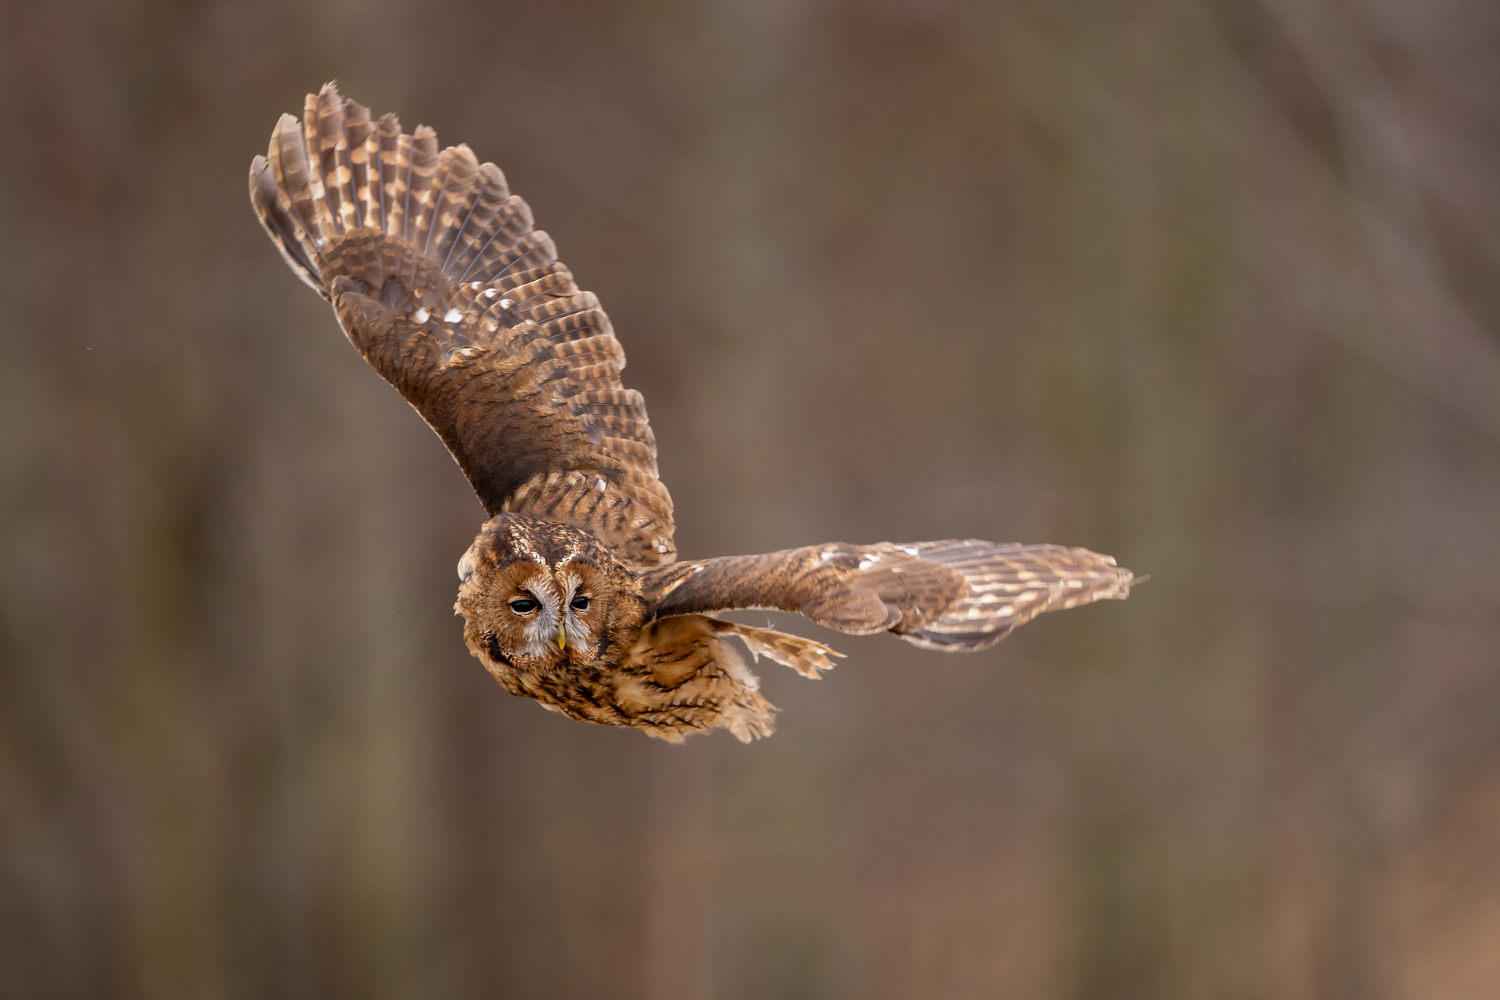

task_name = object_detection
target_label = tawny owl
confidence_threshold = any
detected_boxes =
[249,84,1135,743]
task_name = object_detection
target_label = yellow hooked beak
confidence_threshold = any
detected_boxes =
[557,627,567,651]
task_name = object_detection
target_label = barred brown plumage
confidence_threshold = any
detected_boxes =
[250,82,1136,742]
[642,540,1133,652]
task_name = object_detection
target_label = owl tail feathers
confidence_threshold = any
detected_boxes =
[709,621,839,743]
[250,82,524,303]
[711,619,844,679]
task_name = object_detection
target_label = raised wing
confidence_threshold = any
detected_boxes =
[249,83,675,566]
[639,540,1134,651]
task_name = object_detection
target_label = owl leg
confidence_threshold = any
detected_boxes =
[618,615,777,742]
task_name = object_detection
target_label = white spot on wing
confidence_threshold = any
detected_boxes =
[596,478,607,492]
[483,287,498,298]
[444,308,462,323]
[413,307,429,323]
[897,545,919,556]
[499,299,512,308]
[858,553,882,570]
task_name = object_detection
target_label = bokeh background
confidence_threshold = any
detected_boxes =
[6,0,1500,997]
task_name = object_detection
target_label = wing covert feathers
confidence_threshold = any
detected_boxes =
[250,83,675,565]
[640,540,1134,652]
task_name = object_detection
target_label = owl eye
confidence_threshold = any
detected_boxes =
[509,598,540,614]
[570,595,590,611]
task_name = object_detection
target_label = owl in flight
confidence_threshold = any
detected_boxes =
[250,84,1134,742]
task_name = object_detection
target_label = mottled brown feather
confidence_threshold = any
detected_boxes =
[252,84,1138,744]
[641,540,1133,652]
[249,82,675,566]
[616,615,777,742]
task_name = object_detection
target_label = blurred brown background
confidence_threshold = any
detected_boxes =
[5,0,1500,997]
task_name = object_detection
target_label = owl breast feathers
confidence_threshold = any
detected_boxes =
[250,83,1135,742]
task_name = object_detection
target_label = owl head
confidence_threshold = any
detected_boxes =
[454,514,648,686]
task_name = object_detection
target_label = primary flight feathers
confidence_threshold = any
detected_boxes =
[249,86,675,565]
[250,83,1134,742]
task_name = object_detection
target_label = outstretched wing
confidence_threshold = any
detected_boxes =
[639,540,1134,651]
[248,83,675,566]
